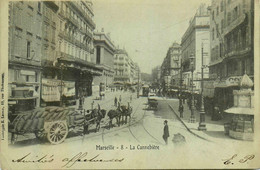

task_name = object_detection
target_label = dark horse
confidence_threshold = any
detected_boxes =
[107,104,122,129]
[84,104,106,133]
[120,102,133,124]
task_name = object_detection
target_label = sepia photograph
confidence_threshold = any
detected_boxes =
[0,0,260,169]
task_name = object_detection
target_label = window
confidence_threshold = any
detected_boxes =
[212,10,214,20]
[233,7,238,21]
[52,28,55,42]
[212,28,215,40]
[221,19,224,33]
[216,24,219,38]
[14,70,18,81]
[227,12,231,24]
[38,2,41,12]
[35,72,38,82]
[220,0,224,12]
[27,41,31,59]
[217,6,219,15]
[96,46,101,64]
[26,75,29,82]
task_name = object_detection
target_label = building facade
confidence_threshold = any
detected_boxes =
[113,48,134,84]
[8,1,103,108]
[41,1,102,106]
[8,2,43,110]
[93,30,115,90]
[160,42,182,91]
[181,4,211,93]
[207,0,254,114]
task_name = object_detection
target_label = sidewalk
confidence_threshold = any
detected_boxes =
[166,98,252,145]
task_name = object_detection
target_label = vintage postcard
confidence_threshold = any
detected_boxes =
[0,0,260,169]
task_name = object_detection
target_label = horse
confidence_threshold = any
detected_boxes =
[107,105,122,129]
[120,102,133,124]
[84,104,106,133]
[95,109,106,132]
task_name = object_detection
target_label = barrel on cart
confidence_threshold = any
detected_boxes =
[8,107,97,145]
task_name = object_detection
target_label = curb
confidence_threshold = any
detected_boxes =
[163,98,212,142]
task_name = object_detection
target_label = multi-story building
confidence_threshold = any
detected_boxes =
[160,42,181,91]
[8,2,43,110]
[40,1,102,106]
[207,0,254,112]
[8,1,102,108]
[181,4,210,93]
[113,48,134,83]
[93,29,116,92]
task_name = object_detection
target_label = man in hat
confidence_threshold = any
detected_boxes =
[163,120,169,145]
[114,97,118,107]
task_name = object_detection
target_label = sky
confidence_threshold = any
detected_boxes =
[92,0,210,74]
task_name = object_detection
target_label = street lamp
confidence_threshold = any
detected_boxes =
[198,43,207,130]
[178,59,183,118]
[137,68,140,98]
[189,54,196,123]
[59,63,65,107]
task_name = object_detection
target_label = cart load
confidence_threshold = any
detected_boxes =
[9,106,88,144]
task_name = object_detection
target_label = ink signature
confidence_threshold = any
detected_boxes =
[12,153,54,163]
[222,154,255,165]
[62,152,124,168]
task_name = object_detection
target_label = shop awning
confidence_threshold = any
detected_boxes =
[64,88,75,97]
[224,107,254,115]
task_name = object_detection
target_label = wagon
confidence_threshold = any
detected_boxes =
[8,107,97,145]
[147,97,158,110]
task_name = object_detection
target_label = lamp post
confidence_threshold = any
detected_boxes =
[198,43,207,130]
[59,63,65,107]
[78,72,83,110]
[137,67,140,98]
[178,59,183,118]
[189,54,196,123]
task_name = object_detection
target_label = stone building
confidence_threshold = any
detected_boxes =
[181,4,211,93]
[113,48,134,83]
[8,1,102,108]
[207,0,254,114]
[8,2,43,110]
[160,42,181,91]
[40,1,102,106]
[93,29,116,92]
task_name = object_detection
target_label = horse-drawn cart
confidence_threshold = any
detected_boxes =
[147,97,158,110]
[8,106,102,145]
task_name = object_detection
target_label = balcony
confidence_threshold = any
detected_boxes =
[68,2,96,29]
[79,27,93,38]
[65,12,79,27]
[224,13,247,36]
[58,31,74,44]
[10,55,41,67]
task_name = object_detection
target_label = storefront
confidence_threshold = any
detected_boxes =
[213,76,242,115]
[224,74,254,141]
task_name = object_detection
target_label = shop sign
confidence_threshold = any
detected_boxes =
[214,76,242,88]
[20,70,35,76]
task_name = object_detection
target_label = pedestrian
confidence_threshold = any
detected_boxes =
[178,105,184,118]
[114,97,118,107]
[119,95,122,103]
[130,95,132,102]
[162,120,169,145]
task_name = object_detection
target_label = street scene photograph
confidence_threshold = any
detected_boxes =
[1,0,259,169]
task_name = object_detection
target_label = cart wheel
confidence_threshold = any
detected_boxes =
[47,122,68,145]
[35,131,46,141]
[11,133,18,145]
